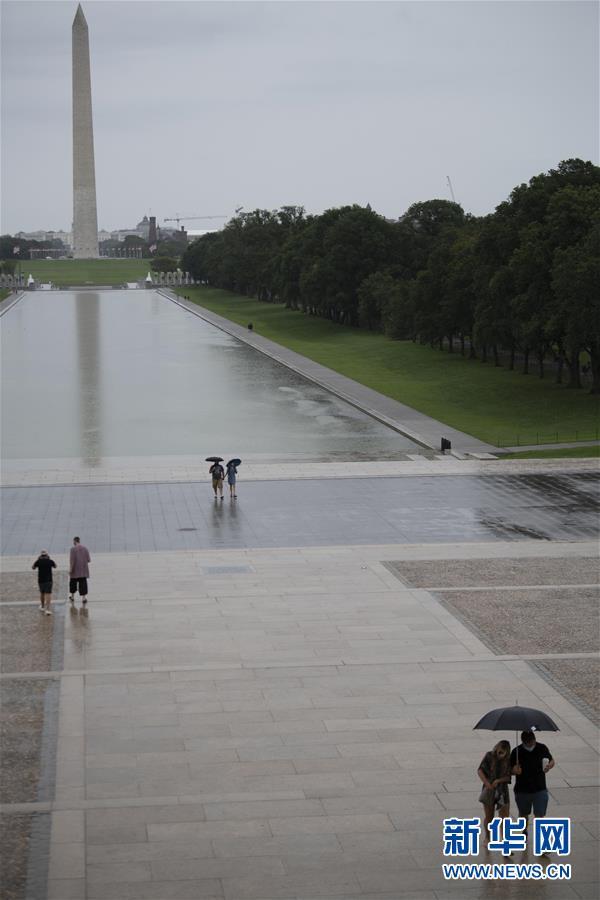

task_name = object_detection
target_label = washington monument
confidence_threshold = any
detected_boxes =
[72,4,99,258]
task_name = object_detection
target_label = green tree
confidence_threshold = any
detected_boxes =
[552,217,600,393]
[397,199,466,275]
[357,271,395,331]
[181,232,223,282]
[296,206,399,325]
[150,256,177,273]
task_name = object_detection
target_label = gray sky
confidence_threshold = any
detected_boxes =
[1,0,598,233]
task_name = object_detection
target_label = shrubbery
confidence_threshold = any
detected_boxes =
[182,160,600,392]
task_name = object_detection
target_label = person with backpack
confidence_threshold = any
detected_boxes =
[209,460,225,499]
[32,550,57,615]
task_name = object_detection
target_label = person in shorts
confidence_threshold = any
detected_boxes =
[209,461,225,499]
[510,730,555,828]
[32,550,57,615]
[69,536,91,606]
[477,739,512,830]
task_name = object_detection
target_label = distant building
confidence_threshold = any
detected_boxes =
[16,229,71,245]
[136,215,150,240]
[163,226,188,244]
[110,214,153,243]
[14,214,175,250]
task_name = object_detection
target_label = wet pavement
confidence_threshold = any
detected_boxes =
[1,471,598,555]
[0,540,595,900]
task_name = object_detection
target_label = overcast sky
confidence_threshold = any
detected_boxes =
[1,0,598,233]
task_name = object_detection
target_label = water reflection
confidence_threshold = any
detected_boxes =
[75,292,102,466]
[68,601,92,661]
[2,290,417,464]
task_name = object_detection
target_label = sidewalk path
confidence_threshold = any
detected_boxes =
[3,454,598,489]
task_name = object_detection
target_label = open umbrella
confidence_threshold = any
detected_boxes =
[474,704,559,764]
[205,456,223,463]
[227,458,241,467]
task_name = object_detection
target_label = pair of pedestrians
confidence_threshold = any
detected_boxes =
[209,459,238,499]
[477,730,555,832]
[32,537,91,615]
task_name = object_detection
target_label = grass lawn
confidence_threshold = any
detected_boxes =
[0,288,11,302]
[503,446,600,459]
[18,259,149,286]
[180,286,600,447]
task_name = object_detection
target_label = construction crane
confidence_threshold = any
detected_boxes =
[163,214,227,228]
[446,176,457,204]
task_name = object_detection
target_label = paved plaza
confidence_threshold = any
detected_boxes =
[1,291,599,899]
[1,535,599,900]
[2,470,598,556]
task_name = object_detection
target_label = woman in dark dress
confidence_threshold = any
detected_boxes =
[226,461,238,498]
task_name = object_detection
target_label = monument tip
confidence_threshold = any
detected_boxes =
[73,4,87,26]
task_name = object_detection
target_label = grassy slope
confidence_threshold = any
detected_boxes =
[503,446,600,459]
[18,259,149,285]
[180,287,600,446]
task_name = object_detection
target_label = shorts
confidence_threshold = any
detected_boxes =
[514,790,549,818]
[70,577,88,596]
[212,478,223,490]
[39,582,52,594]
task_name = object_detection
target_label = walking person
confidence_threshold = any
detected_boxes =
[477,740,512,831]
[69,536,91,606]
[32,550,57,615]
[209,460,225,499]
[510,730,555,831]
[226,459,238,498]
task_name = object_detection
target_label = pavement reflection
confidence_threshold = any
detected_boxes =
[1,472,597,555]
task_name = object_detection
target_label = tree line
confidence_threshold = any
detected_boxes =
[180,158,598,394]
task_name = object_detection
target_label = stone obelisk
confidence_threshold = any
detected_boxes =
[72,4,99,258]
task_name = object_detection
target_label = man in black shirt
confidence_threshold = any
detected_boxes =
[32,550,57,615]
[209,462,225,499]
[510,729,555,825]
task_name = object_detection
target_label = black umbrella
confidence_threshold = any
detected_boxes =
[474,704,559,764]
[227,458,241,467]
[205,456,223,462]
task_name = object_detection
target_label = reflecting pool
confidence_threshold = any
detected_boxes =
[1,290,418,466]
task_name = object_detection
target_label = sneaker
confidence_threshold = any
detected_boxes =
[69,595,75,602]
[39,606,45,612]
[45,609,52,616]
[82,598,88,605]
